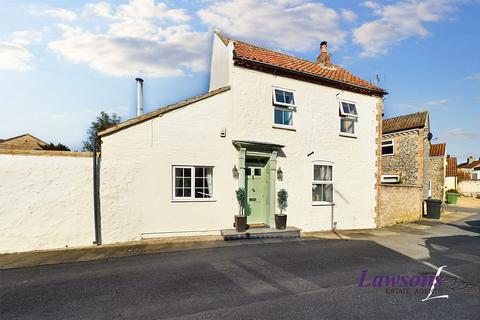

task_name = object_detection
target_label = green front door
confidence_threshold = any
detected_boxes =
[245,157,270,225]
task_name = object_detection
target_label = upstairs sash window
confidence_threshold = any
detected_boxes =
[339,101,358,136]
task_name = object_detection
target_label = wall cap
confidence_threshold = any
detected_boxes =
[0,149,94,158]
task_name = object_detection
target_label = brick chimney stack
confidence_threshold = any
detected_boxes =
[467,156,475,164]
[316,41,331,67]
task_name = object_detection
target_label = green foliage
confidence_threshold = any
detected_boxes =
[41,142,71,151]
[277,189,288,214]
[82,112,121,152]
[235,188,250,216]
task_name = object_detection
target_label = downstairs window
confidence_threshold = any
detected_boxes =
[173,166,213,200]
[312,162,334,204]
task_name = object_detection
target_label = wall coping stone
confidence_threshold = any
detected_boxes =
[0,149,94,158]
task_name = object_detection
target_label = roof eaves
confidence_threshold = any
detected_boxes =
[98,86,231,137]
[233,56,387,97]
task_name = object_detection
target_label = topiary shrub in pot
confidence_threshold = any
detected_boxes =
[275,189,288,229]
[234,188,248,232]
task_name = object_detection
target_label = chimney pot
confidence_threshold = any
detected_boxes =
[317,41,331,66]
[320,41,327,53]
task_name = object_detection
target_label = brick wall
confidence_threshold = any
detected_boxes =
[0,135,45,150]
[378,184,423,227]
[429,157,445,200]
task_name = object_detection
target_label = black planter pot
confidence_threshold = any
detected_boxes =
[234,215,247,232]
[275,214,287,229]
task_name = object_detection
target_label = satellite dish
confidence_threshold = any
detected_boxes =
[427,132,433,141]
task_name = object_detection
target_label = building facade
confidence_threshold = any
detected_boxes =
[381,111,431,198]
[0,134,46,150]
[98,31,385,243]
[429,143,447,200]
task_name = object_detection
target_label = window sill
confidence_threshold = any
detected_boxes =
[273,124,296,131]
[339,133,357,139]
[312,202,335,206]
[382,154,394,156]
[171,199,217,203]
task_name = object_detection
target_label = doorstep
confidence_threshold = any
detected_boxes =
[221,226,301,241]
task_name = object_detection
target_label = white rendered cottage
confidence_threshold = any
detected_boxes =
[98,31,386,243]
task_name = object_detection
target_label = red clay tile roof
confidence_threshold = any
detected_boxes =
[382,111,428,134]
[430,143,446,157]
[446,157,457,177]
[458,160,480,169]
[232,40,385,96]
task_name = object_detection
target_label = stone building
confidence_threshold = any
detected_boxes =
[429,143,446,200]
[377,111,431,226]
[381,111,431,198]
[0,134,46,150]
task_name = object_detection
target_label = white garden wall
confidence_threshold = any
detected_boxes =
[458,180,480,197]
[0,151,94,253]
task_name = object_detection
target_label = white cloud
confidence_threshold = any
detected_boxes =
[353,0,456,57]
[31,7,77,21]
[423,99,448,106]
[467,73,480,81]
[49,0,209,77]
[10,30,43,45]
[443,128,480,140]
[0,42,33,71]
[198,0,347,52]
[340,9,357,22]
[85,0,189,21]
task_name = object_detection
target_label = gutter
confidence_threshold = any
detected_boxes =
[233,57,387,97]
[93,137,102,245]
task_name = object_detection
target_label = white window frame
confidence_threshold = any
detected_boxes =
[381,174,400,184]
[339,101,358,117]
[272,87,296,107]
[312,161,334,206]
[472,171,479,181]
[172,165,215,201]
[339,117,357,137]
[382,139,394,156]
[273,106,295,129]
[339,100,358,137]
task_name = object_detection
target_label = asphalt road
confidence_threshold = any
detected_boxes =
[1,213,479,319]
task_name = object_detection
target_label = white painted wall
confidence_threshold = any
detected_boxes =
[445,176,457,191]
[100,90,236,244]
[208,33,232,91]
[99,36,380,243]
[458,180,480,197]
[230,65,379,231]
[0,154,94,253]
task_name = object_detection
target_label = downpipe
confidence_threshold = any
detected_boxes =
[93,137,102,245]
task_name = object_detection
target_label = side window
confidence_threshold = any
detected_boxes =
[382,140,394,155]
[339,101,358,136]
